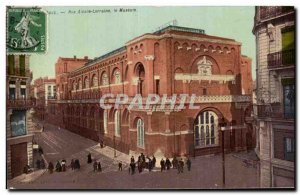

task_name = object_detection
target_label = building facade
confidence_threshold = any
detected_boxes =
[253,6,295,188]
[6,54,35,179]
[33,77,56,120]
[48,26,254,158]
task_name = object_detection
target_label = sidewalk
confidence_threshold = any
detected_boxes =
[8,169,46,188]
[91,144,131,165]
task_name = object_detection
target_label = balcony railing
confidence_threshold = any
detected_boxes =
[7,99,36,108]
[256,104,294,119]
[267,49,295,69]
[260,6,294,20]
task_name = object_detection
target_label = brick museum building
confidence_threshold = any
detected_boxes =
[47,26,253,157]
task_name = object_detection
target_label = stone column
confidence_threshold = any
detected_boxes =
[165,112,170,133]
[147,112,152,132]
[144,55,155,94]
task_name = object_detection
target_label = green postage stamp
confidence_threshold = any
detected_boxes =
[6,7,47,54]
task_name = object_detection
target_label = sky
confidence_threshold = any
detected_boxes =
[30,6,256,80]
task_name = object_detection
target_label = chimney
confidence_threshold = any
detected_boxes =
[84,56,88,60]
[74,55,77,60]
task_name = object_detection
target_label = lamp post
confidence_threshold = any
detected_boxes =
[221,125,226,187]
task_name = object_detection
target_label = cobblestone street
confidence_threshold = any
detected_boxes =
[8,122,259,189]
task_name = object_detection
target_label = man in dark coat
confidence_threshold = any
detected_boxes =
[172,157,178,169]
[93,160,98,172]
[70,159,75,170]
[118,162,123,171]
[55,161,62,172]
[87,153,92,164]
[152,156,156,168]
[48,161,54,174]
[97,161,102,172]
[130,162,135,175]
[166,158,171,170]
[75,159,80,170]
[160,158,165,172]
[186,157,191,171]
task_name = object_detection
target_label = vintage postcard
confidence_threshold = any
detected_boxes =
[6,6,295,190]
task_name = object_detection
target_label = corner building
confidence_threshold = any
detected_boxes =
[51,26,253,158]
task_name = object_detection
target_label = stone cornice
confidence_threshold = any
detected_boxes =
[126,33,241,46]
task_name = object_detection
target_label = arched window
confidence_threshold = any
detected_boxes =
[137,118,144,148]
[194,111,218,147]
[103,110,108,134]
[101,72,108,85]
[91,74,98,87]
[83,77,89,89]
[78,79,82,90]
[113,69,121,84]
[114,110,121,136]
[73,81,76,90]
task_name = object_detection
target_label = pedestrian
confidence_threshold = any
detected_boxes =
[166,158,171,170]
[147,156,152,172]
[56,161,62,172]
[118,161,123,171]
[130,156,135,164]
[48,161,54,174]
[152,155,156,168]
[70,159,75,170]
[186,157,191,171]
[93,160,98,172]
[172,156,178,169]
[179,158,184,173]
[130,162,135,175]
[141,153,145,163]
[138,161,143,173]
[97,161,102,172]
[75,159,80,170]
[61,159,66,172]
[160,158,165,172]
[87,153,92,164]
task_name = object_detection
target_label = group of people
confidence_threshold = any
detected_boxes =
[129,153,157,175]
[160,157,191,173]
[48,159,81,174]
[46,152,191,175]
[128,153,192,175]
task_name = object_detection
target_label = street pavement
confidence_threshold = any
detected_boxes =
[8,121,259,189]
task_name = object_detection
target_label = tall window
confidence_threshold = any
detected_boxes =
[282,78,295,119]
[73,82,76,91]
[281,26,295,65]
[92,75,98,87]
[78,79,82,90]
[8,55,15,75]
[20,82,26,99]
[84,77,89,89]
[19,55,26,76]
[101,72,108,85]
[113,69,121,84]
[284,137,295,161]
[103,110,108,134]
[194,111,218,147]
[11,110,26,137]
[137,118,145,148]
[47,85,52,98]
[114,110,121,136]
[9,81,16,99]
